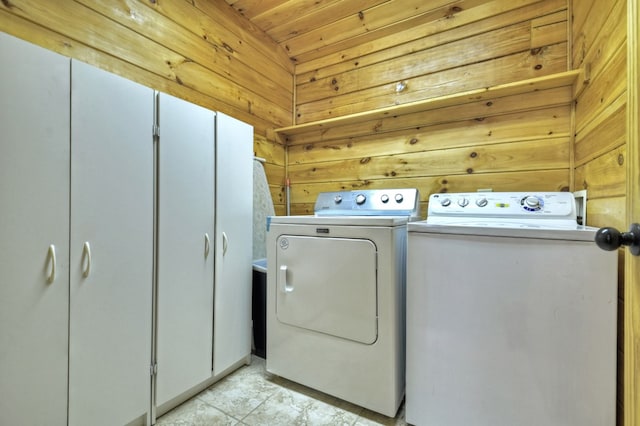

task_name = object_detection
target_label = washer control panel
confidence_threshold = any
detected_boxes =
[427,192,577,222]
[315,188,420,217]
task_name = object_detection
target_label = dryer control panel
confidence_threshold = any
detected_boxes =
[315,188,420,218]
[427,192,578,225]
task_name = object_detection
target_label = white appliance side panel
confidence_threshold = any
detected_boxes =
[156,93,215,404]
[69,60,154,426]
[0,32,70,426]
[406,232,618,426]
[275,235,378,344]
[213,112,253,376]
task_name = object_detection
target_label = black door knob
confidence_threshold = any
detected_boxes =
[595,224,640,256]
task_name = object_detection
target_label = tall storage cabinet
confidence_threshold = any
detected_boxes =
[68,60,154,426]
[213,113,254,376]
[156,93,216,407]
[1,33,154,426]
[0,32,71,426]
[2,31,255,425]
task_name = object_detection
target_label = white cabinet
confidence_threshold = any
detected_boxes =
[68,60,154,426]
[1,33,154,426]
[0,31,70,426]
[213,113,254,376]
[1,31,254,424]
[156,93,216,406]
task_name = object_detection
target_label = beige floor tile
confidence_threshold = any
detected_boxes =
[155,397,239,426]
[155,355,407,426]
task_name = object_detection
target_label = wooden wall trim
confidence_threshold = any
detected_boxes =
[625,0,640,424]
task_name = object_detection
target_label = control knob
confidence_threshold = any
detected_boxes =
[395,193,404,203]
[458,197,469,207]
[476,197,488,207]
[334,195,343,204]
[381,194,389,203]
[523,196,540,208]
[440,198,451,207]
[355,194,367,205]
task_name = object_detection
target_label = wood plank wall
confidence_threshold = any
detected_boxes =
[284,0,571,216]
[572,0,627,424]
[0,0,292,215]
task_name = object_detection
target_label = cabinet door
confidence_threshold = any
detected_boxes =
[156,93,215,406]
[69,60,154,426]
[213,112,254,375]
[0,32,70,426]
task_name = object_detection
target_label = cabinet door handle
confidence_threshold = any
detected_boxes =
[81,241,92,278]
[222,232,228,255]
[46,244,56,284]
[204,233,211,258]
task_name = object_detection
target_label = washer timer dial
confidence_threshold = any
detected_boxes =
[521,195,544,212]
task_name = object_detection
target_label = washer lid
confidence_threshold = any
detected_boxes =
[408,221,598,241]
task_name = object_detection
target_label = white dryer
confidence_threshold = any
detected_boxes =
[266,188,420,417]
[406,192,618,426]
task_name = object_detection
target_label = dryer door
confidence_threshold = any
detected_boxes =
[275,235,377,344]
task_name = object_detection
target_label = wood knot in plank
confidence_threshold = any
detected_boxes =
[360,157,371,164]
[221,42,235,54]
[469,152,477,158]
[445,6,462,19]
[409,138,418,145]
[466,168,474,174]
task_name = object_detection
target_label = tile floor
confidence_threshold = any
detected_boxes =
[156,355,407,426]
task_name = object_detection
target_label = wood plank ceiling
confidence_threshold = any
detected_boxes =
[224,0,480,64]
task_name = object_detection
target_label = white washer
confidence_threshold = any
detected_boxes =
[406,192,618,426]
[266,188,420,417]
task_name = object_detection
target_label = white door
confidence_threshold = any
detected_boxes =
[213,112,254,375]
[156,93,215,405]
[275,235,378,344]
[0,32,70,426]
[69,60,154,426]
